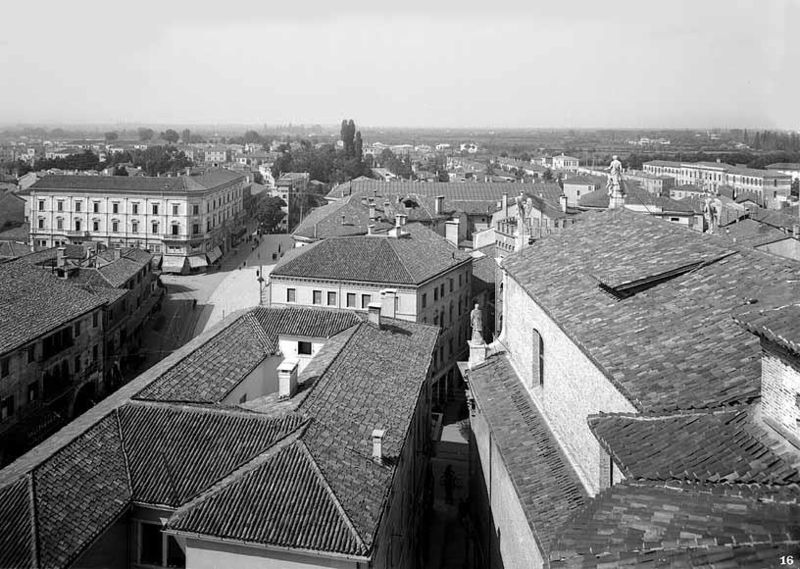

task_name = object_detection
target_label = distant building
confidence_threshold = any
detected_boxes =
[578,185,699,229]
[269,223,472,404]
[204,146,230,164]
[561,175,604,206]
[767,162,800,181]
[22,169,246,273]
[551,153,580,171]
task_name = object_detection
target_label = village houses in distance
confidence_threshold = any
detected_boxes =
[1,125,800,569]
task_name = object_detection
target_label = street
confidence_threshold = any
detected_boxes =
[137,233,294,373]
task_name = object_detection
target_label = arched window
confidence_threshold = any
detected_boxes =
[532,329,544,387]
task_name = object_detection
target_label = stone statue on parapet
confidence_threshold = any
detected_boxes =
[606,155,626,209]
[470,303,484,345]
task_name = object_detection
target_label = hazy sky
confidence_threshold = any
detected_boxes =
[1,0,797,129]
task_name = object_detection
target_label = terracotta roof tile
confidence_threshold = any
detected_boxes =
[734,303,800,356]
[273,224,470,285]
[168,440,368,556]
[466,354,587,554]
[0,477,35,569]
[503,210,800,411]
[589,409,800,485]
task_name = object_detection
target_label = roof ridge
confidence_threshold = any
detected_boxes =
[296,438,367,553]
[587,407,745,423]
[384,236,417,283]
[166,421,309,527]
[127,399,281,418]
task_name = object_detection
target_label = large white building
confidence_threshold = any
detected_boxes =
[643,160,792,209]
[23,169,246,273]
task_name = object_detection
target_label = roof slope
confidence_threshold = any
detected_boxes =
[735,303,800,356]
[26,169,243,194]
[550,483,800,567]
[169,441,367,556]
[328,180,534,201]
[273,224,470,285]
[119,403,304,507]
[0,477,35,569]
[589,410,800,485]
[466,354,587,554]
[0,260,106,354]
[579,185,696,213]
[503,209,800,411]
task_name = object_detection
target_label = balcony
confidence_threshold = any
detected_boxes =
[66,230,91,238]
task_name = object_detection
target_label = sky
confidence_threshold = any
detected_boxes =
[0,0,797,129]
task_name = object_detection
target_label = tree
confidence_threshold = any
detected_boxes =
[104,131,118,142]
[254,196,287,233]
[137,127,155,141]
[113,166,129,176]
[543,168,554,182]
[243,130,262,144]
[163,129,180,144]
[354,131,363,160]
[792,178,799,199]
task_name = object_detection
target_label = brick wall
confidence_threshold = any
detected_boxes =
[500,273,636,495]
[761,340,800,446]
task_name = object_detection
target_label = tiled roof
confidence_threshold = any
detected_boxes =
[589,409,800,485]
[767,163,800,170]
[0,260,106,354]
[503,210,800,411]
[293,195,393,241]
[0,477,35,569]
[273,224,471,285]
[24,169,243,195]
[579,186,696,213]
[716,218,787,248]
[168,440,367,556]
[466,354,587,554]
[137,307,361,403]
[119,402,304,507]
[734,303,800,356]
[0,240,31,260]
[328,180,535,201]
[563,175,604,186]
[550,483,800,567]
[97,257,148,288]
[749,207,799,231]
[470,249,497,294]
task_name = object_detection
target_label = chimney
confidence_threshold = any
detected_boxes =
[369,203,376,220]
[560,194,568,213]
[380,288,397,319]
[367,302,382,328]
[434,195,445,215]
[372,429,385,462]
[502,193,508,218]
[56,247,66,268]
[367,223,375,235]
[394,213,407,227]
[341,215,347,225]
[277,358,299,399]
[794,224,800,239]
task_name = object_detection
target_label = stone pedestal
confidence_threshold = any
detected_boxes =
[468,340,488,369]
[608,185,625,210]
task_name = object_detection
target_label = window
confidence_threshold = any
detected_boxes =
[298,341,312,355]
[440,283,445,297]
[28,383,38,403]
[93,202,99,213]
[361,294,371,309]
[132,203,139,215]
[192,204,199,215]
[459,274,462,287]
[57,200,63,212]
[192,223,199,235]
[327,291,336,306]
[27,345,35,363]
[239,393,247,404]
[138,522,185,568]
[287,288,296,302]
[312,290,322,305]
[0,357,9,377]
[38,200,44,211]
[112,203,119,214]
[112,221,119,232]
[74,355,81,373]
[532,329,544,386]
[56,218,63,230]
[172,204,179,216]
[132,221,138,234]
[152,222,159,235]
[434,288,438,301]
[449,278,453,292]
[38,218,45,229]
[152,204,159,215]
[171,224,179,236]
[74,321,81,337]
[75,201,82,212]
[93,220,99,231]
[75,220,81,231]
[0,396,14,420]
[346,293,356,307]
[92,345,98,362]
[422,293,427,308]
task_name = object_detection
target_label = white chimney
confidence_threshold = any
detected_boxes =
[369,203,376,220]
[435,195,445,215]
[277,358,299,399]
[502,193,508,218]
[372,429,385,462]
[560,194,568,213]
[380,288,397,319]
[367,223,375,235]
[56,247,66,268]
[367,302,382,328]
